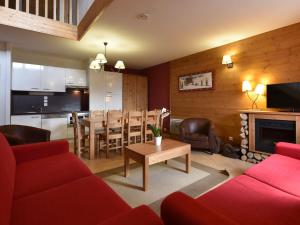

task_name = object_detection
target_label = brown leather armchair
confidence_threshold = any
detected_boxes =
[0,125,50,146]
[179,118,220,154]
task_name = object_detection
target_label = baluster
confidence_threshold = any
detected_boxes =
[5,0,8,7]
[16,0,19,10]
[53,0,57,20]
[69,0,72,24]
[64,0,69,23]
[45,0,48,18]
[26,0,29,13]
[36,0,39,16]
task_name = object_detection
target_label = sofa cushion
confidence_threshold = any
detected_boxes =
[12,176,131,225]
[244,154,300,197]
[14,152,92,199]
[197,175,300,225]
[0,133,16,225]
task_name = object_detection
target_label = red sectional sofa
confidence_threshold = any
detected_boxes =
[161,142,300,225]
[0,133,163,225]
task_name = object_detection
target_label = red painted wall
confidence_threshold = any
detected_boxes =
[143,62,170,132]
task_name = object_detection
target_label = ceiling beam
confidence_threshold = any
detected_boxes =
[0,6,77,40]
[77,0,114,40]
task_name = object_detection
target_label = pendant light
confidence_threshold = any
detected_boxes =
[89,42,125,72]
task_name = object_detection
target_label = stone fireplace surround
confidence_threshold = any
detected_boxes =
[240,110,300,163]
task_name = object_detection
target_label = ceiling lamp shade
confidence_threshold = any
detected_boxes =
[254,84,265,95]
[114,60,125,70]
[95,53,107,64]
[89,60,101,70]
[242,80,252,92]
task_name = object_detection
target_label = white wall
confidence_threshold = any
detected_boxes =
[77,0,94,24]
[0,43,12,125]
[12,48,87,69]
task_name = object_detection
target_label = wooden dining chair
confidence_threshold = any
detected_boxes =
[72,112,89,156]
[127,111,144,145]
[144,110,160,142]
[102,110,124,158]
[89,110,106,156]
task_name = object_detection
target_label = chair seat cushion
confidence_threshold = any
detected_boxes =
[244,154,300,197]
[185,133,208,142]
[12,176,131,225]
[196,175,300,225]
[14,152,92,199]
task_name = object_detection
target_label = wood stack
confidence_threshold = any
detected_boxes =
[240,113,269,164]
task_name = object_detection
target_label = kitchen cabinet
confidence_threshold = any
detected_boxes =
[105,72,122,95]
[41,115,67,140]
[12,63,41,91]
[41,66,66,92]
[105,94,122,111]
[66,69,87,87]
[123,74,148,111]
[11,115,42,128]
[89,71,122,111]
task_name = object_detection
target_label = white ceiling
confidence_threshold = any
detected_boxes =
[1,0,300,69]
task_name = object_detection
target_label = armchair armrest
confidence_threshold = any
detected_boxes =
[12,140,69,164]
[98,205,163,225]
[275,142,300,160]
[161,192,237,225]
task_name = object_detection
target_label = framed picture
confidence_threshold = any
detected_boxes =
[178,71,214,91]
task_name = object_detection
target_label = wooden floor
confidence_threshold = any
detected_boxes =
[72,142,252,178]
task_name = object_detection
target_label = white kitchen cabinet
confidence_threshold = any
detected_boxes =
[66,69,87,87]
[12,63,41,91]
[105,72,122,95]
[105,94,122,110]
[89,70,106,110]
[41,66,66,92]
[11,115,42,128]
[42,116,67,140]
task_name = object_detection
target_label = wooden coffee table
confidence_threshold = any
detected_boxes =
[124,139,191,191]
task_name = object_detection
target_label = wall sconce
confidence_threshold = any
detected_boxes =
[222,55,233,68]
[242,80,265,109]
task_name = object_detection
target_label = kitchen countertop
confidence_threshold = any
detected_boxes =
[11,111,89,116]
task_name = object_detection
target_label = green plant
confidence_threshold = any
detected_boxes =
[149,125,161,137]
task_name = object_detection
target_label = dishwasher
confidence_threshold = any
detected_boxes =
[42,114,68,140]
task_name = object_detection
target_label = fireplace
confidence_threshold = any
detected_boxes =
[255,119,296,154]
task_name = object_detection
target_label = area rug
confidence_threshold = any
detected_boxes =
[96,158,229,214]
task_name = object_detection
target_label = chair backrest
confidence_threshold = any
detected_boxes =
[90,110,105,119]
[107,111,124,130]
[128,111,144,144]
[0,133,16,225]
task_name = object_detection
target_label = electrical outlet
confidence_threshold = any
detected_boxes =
[228,136,234,141]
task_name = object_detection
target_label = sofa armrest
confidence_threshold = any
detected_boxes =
[275,142,300,160]
[161,192,237,225]
[98,205,163,225]
[12,140,69,164]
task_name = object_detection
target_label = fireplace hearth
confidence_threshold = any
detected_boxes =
[255,119,296,154]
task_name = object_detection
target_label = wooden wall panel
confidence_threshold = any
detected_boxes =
[123,74,148,111]
[169,22,300,143]
[136,75,148,111]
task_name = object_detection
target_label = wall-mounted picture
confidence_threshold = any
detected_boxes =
[178,71,213,91]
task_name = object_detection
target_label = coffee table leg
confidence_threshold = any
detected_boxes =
[124,150,129,177]
[143,158,149,191]
[186,152,191,173]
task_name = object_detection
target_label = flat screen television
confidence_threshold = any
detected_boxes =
[267,82,300,110]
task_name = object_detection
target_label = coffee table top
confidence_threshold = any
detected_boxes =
[125,139,190,156]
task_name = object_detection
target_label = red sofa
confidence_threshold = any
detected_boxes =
[0,133,163,225]
[161,142,300,225]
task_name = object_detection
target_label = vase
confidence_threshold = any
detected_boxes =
[154,136,162,146]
